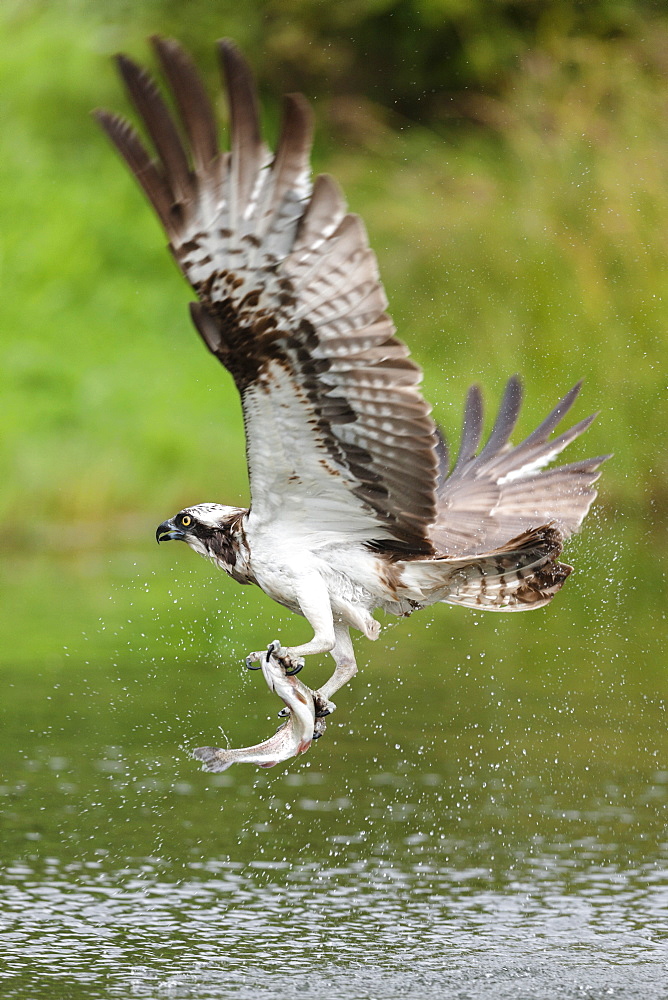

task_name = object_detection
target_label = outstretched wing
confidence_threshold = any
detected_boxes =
[95,37,438,555]
[432,377,609,557]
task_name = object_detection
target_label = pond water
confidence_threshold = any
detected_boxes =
[1,518,666,998]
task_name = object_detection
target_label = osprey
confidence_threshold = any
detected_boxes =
[96,38,607,769]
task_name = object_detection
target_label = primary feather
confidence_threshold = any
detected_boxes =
[96,38,440,555]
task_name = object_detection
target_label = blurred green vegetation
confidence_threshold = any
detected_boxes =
[1,0,666,551]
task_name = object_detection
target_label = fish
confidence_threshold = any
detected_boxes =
[192,641,327,772]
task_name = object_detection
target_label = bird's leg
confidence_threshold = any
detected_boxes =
[245,573,336,679]
[275,623,359,720]
[314,623,358,711]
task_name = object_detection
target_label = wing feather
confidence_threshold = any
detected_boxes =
[433,379,609,556]
[98,37,438,553]
[293,175,347,254]
[115,54,194,207]
[150,36,219,177]
[217,39,270,228]
[472,374,523,465]
[449,384,484,477]
[93,110,175,229]
[255,94,313,260]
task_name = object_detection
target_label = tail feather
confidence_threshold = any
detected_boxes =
[439,525,572,612]
[401,525,572,612]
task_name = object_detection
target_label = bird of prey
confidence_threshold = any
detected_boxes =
[95,38,607,767]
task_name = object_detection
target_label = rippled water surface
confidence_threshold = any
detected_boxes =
[3,848,667,998]
[1,538,667,998]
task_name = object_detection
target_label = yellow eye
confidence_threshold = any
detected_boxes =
[181,515,191,527]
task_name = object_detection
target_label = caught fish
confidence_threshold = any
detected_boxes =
[192,641,327,772]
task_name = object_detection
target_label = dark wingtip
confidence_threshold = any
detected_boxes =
[216,37,247,81]
[506,373,524,405]
[280,92,315,142]
[560,379,584,412]
[283,91,313,118]
[216,37,255,94]
[148,34,170,63]
[114,51,140,82]
[149,34,186,65]
[466,382,484,408]
[217,37,240,58]
[92,107,130,141]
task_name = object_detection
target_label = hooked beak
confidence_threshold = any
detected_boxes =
[156,519,186,544]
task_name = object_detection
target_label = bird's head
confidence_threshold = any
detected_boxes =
[156,503,248,576]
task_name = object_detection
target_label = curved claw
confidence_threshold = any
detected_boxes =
[247,641,303,674]
[246,641,283,670]
[314,693,336,718]
[312,717,327,741]
[263,640,304,676]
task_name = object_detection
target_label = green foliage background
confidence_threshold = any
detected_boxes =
[1,0,666,565]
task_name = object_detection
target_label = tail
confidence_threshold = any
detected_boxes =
[400,524,572,612]
[439,524,572,611]
[431,378,610,559]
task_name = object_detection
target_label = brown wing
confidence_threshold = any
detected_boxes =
[432,377,609,557]
[94,37,438,555]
